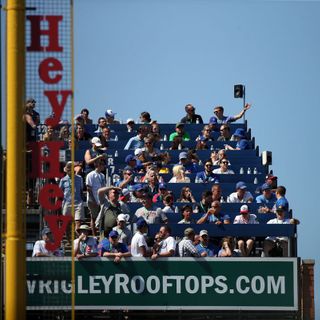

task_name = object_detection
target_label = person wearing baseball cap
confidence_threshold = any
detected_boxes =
[131,218,149,257]
[233,205,259,256]
[196,230,215,257]
[126,118,135,132]
[256,183,277,213]
[73,225,98,260]
[224,128,250,150]
[112,214,132,247]
[84,136,106,175]
[169,123,191,142]
[105,109,120,124]
[227,181,253,203]
[32,228,62,257]
[98,230,131,263]
[178,228,200,257]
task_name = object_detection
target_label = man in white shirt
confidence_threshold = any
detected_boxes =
[213,159,235,174]
[32,228,62,257]
[131,218,149,257]
[227,181,253,203]
[86,159,106,235]
[151,225,176,259]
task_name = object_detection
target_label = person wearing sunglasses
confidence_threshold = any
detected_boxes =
[213,159,235,174]
[195,161,220,183]
[180,103,203,124]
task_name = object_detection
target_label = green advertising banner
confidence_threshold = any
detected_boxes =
[26,258,298,310]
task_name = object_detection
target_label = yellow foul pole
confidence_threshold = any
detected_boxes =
[5,0,26,319]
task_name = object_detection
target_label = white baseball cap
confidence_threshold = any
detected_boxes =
[91,137,102,147]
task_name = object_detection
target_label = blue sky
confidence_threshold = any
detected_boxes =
[74,0,320,315]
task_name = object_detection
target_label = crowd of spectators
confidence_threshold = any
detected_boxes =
[26,100,300,260]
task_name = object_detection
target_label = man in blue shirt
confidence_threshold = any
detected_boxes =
[225,128,250,150]
[98,230,131,263]
[209,104,251,125]
[195,161,219,183]
[196,230,216,257]
[256,183,277,213]
[124,126,149,150]
[59,161,84,231]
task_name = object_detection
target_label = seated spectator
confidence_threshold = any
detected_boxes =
[178,205,196,224]
[180,103,203,124]
[169,164,190,183]
[98,230,131,263]
[95,117,107,134]
[196,125,213,142]
[126,118,135,133]
[84,137,106,175]
[177,186,196,203]
[142,136,161,161]
[135,193,168,224]
[73,225,98,260]
[150,120,161,137]
[217,124,234,141]
[96,186,125,237]
[112,214,132,247]
[116,167,135,189]
[24,98,40,143]
[59,125,70,142]
[273,186,289,213]
[151,225,176,259]
[196,230,216,257]
[32,228,62,257]
[130,184,147,203]
[131,218,149,257]
[212,149,231,165]
[195,136,209,150]
[75,123,91,141]
[195,160,219,183]
[213,159,235,174]
[209,103,251,125]
[233,205,259,257]
[105,109,120,124]
[139,111,152,124]
[218,237,240,257]
[256,183,277,213]
[169,123,190,142]
[211,184,224,202]
[153,183,170,203]
[195,190,213,214]
[80,108,93,124]
[197,200,230,224]
[144,168,161,195]
[178,228,200,257]
[42,125,58,141]
[124,125,149,150]
[162,194,176,213]
[178,151,199,173]
[59,161,85,232]
[100,126,111,148]
[170,136,185,150]
[263,205,299,257]
[225,128,249,150]
[227,181,253,203]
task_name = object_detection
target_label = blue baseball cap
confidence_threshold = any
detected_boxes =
[261,183,272,191]
[136,217,147,229]
[134,184,145,192]
[233,128,246,138]
[125,154,136,164]
[236,181,247,190]
[109,230,119,238]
